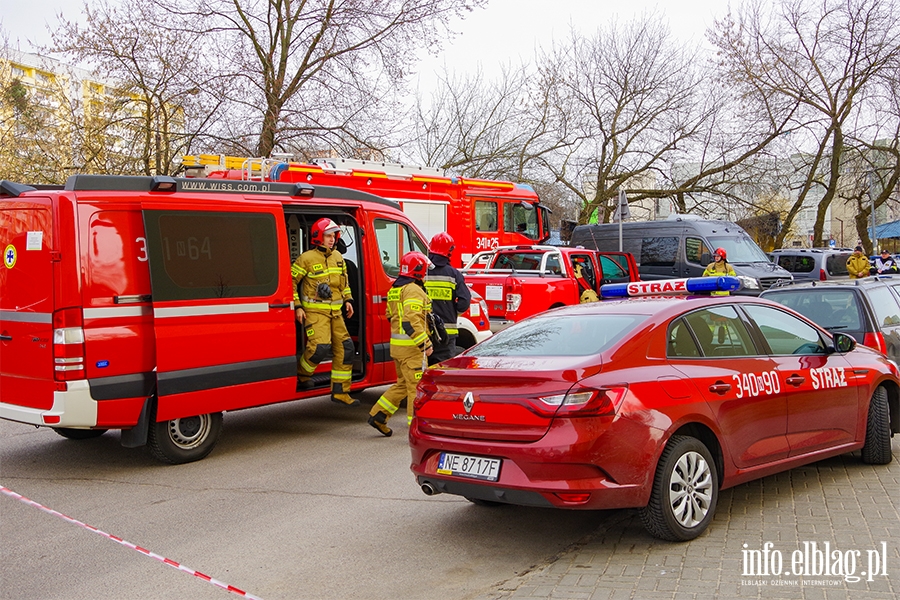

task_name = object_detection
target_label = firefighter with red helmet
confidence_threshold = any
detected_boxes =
[292,218,357,405]
[368,251,433,437]
[424,232,471,365]
[703,247,737,296]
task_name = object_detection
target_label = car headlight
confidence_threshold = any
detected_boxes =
[738,275,760,290]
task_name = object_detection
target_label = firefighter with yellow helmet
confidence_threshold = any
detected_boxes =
[368,251,433,437]
[292,218,357,406]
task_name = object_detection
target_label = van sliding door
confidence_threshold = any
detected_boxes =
[141,200,295,420]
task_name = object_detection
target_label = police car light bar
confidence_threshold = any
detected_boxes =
[600,276,741,298]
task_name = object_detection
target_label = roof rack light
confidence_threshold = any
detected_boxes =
[290,183,315,197]
[150,176,177,192]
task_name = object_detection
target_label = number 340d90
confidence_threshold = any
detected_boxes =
[732,371,781,398]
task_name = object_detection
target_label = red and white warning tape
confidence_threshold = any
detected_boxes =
[1,485,263,599]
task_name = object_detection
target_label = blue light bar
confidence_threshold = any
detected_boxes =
[600,276,741,298]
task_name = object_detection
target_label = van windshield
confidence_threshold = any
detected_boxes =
[707,234,770,263]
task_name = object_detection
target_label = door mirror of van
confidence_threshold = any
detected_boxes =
[700,252,711,265]
[831,332,857,354]
[519,200,534,210]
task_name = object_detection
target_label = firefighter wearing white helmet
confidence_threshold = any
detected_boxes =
[368,251,433,437]
[292,218,357,405]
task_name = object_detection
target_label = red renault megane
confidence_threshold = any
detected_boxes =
[410,287,898,541]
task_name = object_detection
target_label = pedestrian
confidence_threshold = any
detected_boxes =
[702,247,737,296]
[874,249,898,275]
[424,232,471,365]
[847,246,870,279]
[368,251,433,437]
[292,218,358,406]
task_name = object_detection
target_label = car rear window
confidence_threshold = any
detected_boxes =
[866,286,900,328]
[468,314,648,357]
[825,253,850,276]
[764,289,862,331]
[777,254,815,273]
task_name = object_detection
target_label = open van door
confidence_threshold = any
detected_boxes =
[141,198,296,462]
[0,197,56,417]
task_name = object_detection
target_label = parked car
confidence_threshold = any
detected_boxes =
[761,276,900,365]
[410,289,899,541]
[768,248,850,281]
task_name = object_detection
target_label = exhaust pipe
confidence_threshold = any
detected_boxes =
[421,482,440,496]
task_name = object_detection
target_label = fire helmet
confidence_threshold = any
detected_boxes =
[400,251,429,281]
[714,247,727,260]
[311,218,341,247]
[430,232,455,258]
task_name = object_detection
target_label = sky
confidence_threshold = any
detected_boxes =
[2,0,728,86]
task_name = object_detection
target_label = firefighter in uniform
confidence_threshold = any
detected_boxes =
[292,218,358,406]
[424,232,471,365]
[368,251,433,437]
[703,247,737,296]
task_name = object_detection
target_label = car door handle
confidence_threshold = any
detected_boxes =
[786,375,805,387]
[709,382,731,395]
[269,303,292,309]
[0,334,11,341]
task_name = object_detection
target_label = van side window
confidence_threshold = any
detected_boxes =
[143,211,279,301]
[475,201,498,232]
[374,219,428,277]
[641,237,678,267]
[684,237,711,265]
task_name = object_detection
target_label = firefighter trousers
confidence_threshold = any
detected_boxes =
[370,350,424,425]
[298,311,354,395]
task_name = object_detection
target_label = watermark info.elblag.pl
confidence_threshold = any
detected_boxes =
[741,541,890,586]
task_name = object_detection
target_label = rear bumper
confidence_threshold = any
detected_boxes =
[409,417,659,510]
[0,380,98,427]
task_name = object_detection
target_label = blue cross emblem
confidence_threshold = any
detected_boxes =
[4,245,16,268]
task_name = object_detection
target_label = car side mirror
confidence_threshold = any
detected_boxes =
[831,332,856,354]
[700,252,711,265]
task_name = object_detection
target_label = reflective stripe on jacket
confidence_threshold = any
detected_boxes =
[388,282,432,352]
[291,247,352,313]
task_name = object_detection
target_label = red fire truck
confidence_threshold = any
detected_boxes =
[0,175,488,464]
[181,155,552,266]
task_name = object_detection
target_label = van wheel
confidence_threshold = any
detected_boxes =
[148,412,223,464]
[861,387,892,465]
[639,435,718,541]
[53,427,107,440]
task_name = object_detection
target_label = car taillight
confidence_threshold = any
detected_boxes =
[538,386,628,417]
[414,380,439,411]
[506,278,523,313]
[863,331,887,355]
[819,269,827,281]
[53,307,85,381]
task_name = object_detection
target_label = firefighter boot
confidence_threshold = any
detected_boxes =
[296,376,315,391]
[331,393,360,406]
[367,411,392,437]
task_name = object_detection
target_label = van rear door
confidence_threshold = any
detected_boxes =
[141,199,296,421]
[0,197,55,412]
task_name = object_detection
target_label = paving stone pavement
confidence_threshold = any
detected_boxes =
[472,438,899,600]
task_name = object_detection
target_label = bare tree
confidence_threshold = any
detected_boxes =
[711,0,900,248]
[50,0,222,175]
[533,16,750,225]
[148,0,484,157]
